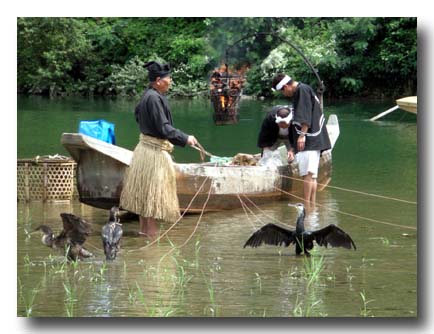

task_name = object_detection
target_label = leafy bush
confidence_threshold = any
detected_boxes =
[104,56,148,97]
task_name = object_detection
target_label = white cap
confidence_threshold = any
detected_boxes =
[272,75,292,91]
[275,112,293,124]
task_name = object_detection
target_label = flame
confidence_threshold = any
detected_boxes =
[210,63,248,112]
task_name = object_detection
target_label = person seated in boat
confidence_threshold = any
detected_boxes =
[271,73,331,204]
[257,105,296,163]
[120,61,198,237]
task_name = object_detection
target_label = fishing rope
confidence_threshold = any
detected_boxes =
[128,174,210,253]
[156,175,213,273]
[279,174,417,205]
[236,194,268,227]
[191,142,215,161]
[171,179,213,249]
[236,193,262,231]
[274,186,417,231]
[241,194,295,229]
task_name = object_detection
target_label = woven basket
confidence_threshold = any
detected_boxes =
[17,155,77,202]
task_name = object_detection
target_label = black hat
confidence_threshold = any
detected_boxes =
[144,61,171,82]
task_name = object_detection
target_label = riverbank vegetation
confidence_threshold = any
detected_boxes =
[17,17,416,99]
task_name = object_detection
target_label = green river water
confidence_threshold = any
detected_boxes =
[17,95,417,317]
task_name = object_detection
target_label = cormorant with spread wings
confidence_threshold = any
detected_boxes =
[244,203,356,256]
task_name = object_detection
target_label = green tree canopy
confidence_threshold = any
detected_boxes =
[17,17,417,98]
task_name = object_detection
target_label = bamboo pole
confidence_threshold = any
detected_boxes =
[369,105,399,121]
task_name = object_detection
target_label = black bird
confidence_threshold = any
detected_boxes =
[101,206,123,260]
[35,213,93,261]
[244,203,356,256]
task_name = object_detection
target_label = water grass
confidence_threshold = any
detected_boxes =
[132,281,177,317]
[18,277,40,317]
[89,261,108,282]
[201,271,217,316]
[254,272,262,293]
[134,281,149,314]
[123,261,128,276]
[359,290,375,317]
[23,254,32,268]
[292,293,325,317]
[194,239,201,269]
[63,281,78,317]
[170,255,193,297]
[302,252,325,287]
[346,265,354,282]
[380,237,390,246]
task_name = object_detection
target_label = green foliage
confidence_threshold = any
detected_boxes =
[18,17,92,96]
[339,77,364,93]
[17,17,417,99]
[104,56,148,97]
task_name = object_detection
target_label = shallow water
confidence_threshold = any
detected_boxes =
[17,96,417,317]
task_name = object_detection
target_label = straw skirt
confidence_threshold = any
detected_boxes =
[120,134,180,223]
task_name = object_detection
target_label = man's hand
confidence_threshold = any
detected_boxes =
[297,135,306,151]
[187,135,198,146]
[287,150,295,163]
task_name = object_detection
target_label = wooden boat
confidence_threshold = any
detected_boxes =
[61,115,340,213]
[396,96,417,114]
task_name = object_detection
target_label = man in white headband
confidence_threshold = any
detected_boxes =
[257,105,296,163]
[271,73,331,205]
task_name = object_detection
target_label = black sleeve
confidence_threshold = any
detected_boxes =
[146,96,189,147]
[294,85,313,128]
[257,113,278,148]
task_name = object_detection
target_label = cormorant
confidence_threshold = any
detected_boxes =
[35,213,93,261]
[101,206,123,260]
[243,203,356,256]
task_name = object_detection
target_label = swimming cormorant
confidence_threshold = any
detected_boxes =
[35,213,93,261]
[243,203,356,256]
[101,206,123,260]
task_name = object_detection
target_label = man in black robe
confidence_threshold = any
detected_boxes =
[134,62,196,147]
[120,61,198,237]
[271,73,331,204]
